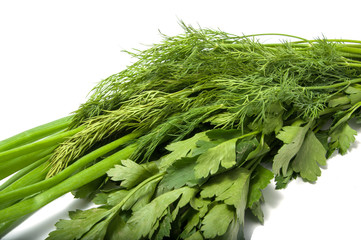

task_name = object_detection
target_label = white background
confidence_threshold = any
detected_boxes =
[1,1,361,239]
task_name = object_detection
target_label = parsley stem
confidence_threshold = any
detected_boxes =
[303,78,361,90]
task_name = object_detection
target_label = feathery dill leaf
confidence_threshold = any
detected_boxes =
[48,24,361,175]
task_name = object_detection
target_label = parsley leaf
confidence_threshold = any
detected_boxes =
[247,165,274,209]
[46,208,111,240]
[200,168,251,223]
[200,204,235,239]
[194,138,238,179]
[107,160,157,189]
[126,187,197,239]
[159,131,209,170]
[291,130,327,182]
[272,122,312,176]
[329,122,357,155]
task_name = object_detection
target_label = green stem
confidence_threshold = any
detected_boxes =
[0,143,137,224]
[0,216,29,239]
[0,132,141,208]
[0,147,55,181]
[302,78,361,90]
[0,161,50,209]
[0,154,50,191]
[291,39,361,45]
[0,126,84,163]
[239,33,311,43]
[0,116,72,152]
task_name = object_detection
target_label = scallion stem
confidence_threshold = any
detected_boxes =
[0,131,141,207]
[0,116,72,152]
[0,126,84,163]
[0,143,137,225]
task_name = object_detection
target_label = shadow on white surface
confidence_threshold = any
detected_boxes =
[243,183,284,240]
[3,194,93,240]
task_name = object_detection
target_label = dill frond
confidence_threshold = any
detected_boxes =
[48,24,361,175]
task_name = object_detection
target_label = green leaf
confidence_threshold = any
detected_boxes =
[235,138,258,164]
[206,129,244,141]
[247,165,273,209]
[274,169,295,189]
[92,192,108,205]
[345,86,361,104]
[245,137,270,161]
[154,208,172,240]
[46,208,109,240]
[105,213,133,240]
[272,122,311,176]
[180,210,202,239]
[159,156,204,191]
[329,122,357,155]
[328,95,350,108]
[80,217,111,240]
[200,204,235,239]
[171,187,198,220]
[262,102,284,134]
[200,168,251,223]
[107,160,156,189]
[249,199,265,224]
[72,177,105,200]
[159,131,209,170]
[107,176,160,211]
[185,231,204,240]
[194,138,238,179]
[189,197,211,217]
[292,130,327,182]
[126,187,197,240]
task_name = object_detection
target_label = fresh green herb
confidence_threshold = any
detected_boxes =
[1,23,361,239]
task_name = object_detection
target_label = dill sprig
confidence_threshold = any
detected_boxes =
[47,24,361,176]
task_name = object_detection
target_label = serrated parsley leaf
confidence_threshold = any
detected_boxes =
[200,204,235,239]
[46,208,110,240]
[329,122,357,155]
[154,208,172,240]
[235,138,258,164]
[185,231,204,240]
[159,156,203,191]
[247,165,273,209]
[200,168,251,223]
[292,130,327,182]
[194,138,238,179]
[107,176,160,211]
[205,129,244,141]
[126,187,197,240]
[262,102,284,134]
[107,160,156,189]
[159,131,209,170]
[272,122,311,176]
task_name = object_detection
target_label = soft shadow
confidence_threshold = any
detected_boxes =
[243,184,284,240]
[243,210,262,240]
[5,197,92,240]
[261,184,284,220]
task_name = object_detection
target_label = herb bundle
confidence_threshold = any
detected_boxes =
[1,23,361,239]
